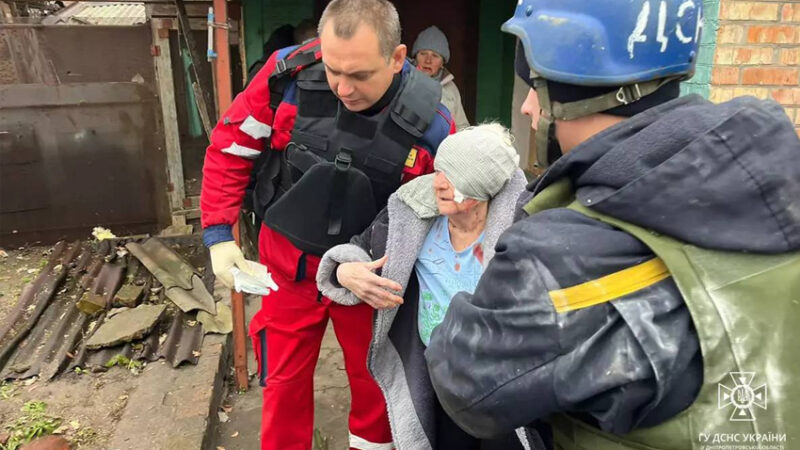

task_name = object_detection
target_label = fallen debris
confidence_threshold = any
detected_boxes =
[165,276,216,315]
[76,262,125,315]
[1,236,213,382]
[158,310,204,367]
[126,239,215,314]
[76,292,106,316]
[85,304,166,350]
[197,303,233,335]
[91,227,116,241]
[106,307,131,319]
[112,284,143,308]
[159,224,194,237]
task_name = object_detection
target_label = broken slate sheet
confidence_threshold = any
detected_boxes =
[85,304,166,350]
[125,238,215,314]
[113,284,144,308]
[197,302,233,335]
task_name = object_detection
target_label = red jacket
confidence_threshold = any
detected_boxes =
[201,40,455,246]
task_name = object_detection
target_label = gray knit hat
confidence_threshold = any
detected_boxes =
[397,124,520,218]
[412,26,450,64]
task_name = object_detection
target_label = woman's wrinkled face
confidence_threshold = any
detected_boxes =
[433,171,476,216]
[415,50,444,76]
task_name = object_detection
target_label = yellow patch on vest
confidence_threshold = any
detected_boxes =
[549,258,670,313]
[405,148,418,168]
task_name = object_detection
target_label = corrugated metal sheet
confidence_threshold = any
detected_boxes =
[45,2,146,26]
[71,322,161,372]
[0,241,94,380]
[159,309,204,368]
[126,238,216,314]
[0,242,77,369]
[0,236,217,380]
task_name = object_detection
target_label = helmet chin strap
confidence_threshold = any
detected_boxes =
[530,74,679,169]
[532,78,556,170]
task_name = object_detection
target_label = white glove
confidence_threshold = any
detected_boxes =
[230,260,279,295]
[209,241,252,289]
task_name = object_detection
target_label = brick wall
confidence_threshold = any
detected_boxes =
[710,0,800,136]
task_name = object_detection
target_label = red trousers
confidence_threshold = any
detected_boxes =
[249,225,393,450]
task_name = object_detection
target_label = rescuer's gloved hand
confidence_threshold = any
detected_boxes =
[209,241,251,289]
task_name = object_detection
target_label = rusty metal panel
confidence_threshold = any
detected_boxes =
[0,123,47,214]
[0,241,125,380]
[0,82,169,246]
[0,25,156,85]
[0,241,87,380]
[0,23,169,246]
[159,309,203,367]
[0,241,73,368]
[40,25,156,85]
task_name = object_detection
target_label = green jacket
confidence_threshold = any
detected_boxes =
[426,96,800,448]
[526,178,800,450]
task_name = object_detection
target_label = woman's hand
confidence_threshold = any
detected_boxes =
[336,256,404,310]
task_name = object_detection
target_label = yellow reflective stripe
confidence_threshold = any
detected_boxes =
[549,258,670,313]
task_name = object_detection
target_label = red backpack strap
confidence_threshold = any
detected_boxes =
[268,39,323,111]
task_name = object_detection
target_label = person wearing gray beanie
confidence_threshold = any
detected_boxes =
[412,25,450,64]
[315,124,536,449]
[396,123,521,218]
[412,26,470,131]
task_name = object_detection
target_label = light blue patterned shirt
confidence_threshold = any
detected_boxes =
[414,216,485,346]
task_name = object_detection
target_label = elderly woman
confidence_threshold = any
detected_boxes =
[412,26,470,131]
[316,124,533,449]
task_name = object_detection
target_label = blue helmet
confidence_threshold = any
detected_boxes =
[503,0,703,169]
[502,0,703,86]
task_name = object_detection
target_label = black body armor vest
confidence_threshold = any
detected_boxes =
[256,46,442,256]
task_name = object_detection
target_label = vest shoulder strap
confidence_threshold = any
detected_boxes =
[268,40,323,111]
[391,68,443,138]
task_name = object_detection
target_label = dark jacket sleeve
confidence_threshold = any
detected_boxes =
[424,208,702,439]
[350,206,390,260]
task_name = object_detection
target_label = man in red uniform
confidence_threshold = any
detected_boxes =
[200,0,454,448]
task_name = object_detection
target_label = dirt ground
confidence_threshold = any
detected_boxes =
[0,240,217,449]
[0,245,51,327]
[0,363,135,449]
[2,245,351,449]
[0,245,137,448]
